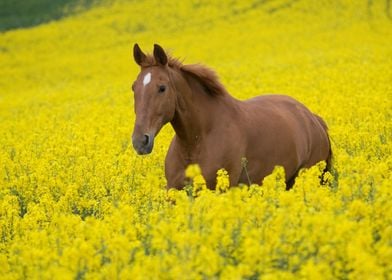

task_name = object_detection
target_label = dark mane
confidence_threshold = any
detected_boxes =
[180,64,228,96]
[142,54,228,97]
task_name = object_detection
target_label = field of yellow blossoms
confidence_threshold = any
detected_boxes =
[0,0,391,278]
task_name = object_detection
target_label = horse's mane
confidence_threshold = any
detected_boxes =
[180,64,228,97]
[142,54,228,97]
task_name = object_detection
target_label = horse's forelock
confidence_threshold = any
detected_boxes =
[139,54,183,68]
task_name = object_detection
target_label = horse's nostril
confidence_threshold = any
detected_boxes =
[143,134,150,146]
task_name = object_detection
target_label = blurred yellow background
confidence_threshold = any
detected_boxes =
[0,1,391,278]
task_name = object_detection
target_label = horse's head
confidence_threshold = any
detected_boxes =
[131,44,176,155]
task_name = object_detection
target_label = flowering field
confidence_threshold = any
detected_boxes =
[1,0,392,278]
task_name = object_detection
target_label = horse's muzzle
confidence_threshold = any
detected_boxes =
[132,133,154,155]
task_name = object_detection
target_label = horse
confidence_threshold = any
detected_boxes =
[131,44,332,190]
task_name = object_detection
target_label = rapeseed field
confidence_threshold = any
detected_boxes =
[0,0,391,278]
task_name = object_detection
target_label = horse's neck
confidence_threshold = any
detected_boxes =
[170,70,235,147]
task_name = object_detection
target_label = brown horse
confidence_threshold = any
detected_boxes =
[131,44,332,190]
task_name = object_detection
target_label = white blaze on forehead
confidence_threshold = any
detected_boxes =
[143,72,151,86]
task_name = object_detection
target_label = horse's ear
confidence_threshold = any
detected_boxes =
[133,43,147,66]
[153,44,168,66]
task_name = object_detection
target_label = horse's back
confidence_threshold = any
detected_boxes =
[241,94,330,182]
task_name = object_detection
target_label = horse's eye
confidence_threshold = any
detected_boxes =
[158,85,166,93]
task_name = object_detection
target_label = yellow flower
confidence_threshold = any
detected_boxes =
[0,0,391,278]
[216,168,230,193]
